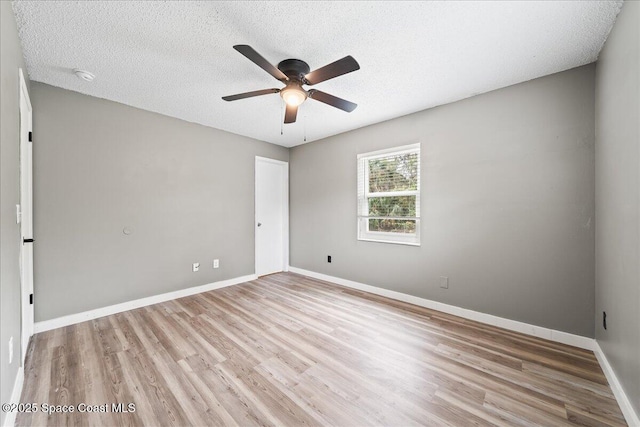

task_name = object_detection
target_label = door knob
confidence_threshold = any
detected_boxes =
[257,222,262,227]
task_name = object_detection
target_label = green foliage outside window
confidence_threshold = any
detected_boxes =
[367,153,418,233]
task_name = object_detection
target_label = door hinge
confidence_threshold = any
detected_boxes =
[28,131,32,142]
[29,293,33,305]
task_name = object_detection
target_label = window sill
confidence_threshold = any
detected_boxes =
[357,237,421,247]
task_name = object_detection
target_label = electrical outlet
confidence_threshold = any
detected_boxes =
[192,262,200,272]
[440,276,449,289]
[327,255,332,263]
[603,311,607,330]
[213,259,219,269]
[8,336,13,364]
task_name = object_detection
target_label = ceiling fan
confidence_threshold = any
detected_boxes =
[222,45,360,124]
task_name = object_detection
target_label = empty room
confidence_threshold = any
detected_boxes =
[1,1,638,426]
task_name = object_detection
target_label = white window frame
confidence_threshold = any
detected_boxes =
[357,143,421,246]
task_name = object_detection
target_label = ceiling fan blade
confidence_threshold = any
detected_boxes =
[304,56,360,85]
[308,90,357,112]
[222,88,280,101]
[233,45,289,82]
[284,103,298,124]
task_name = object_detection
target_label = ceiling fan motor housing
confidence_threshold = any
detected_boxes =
[277,59,310,82]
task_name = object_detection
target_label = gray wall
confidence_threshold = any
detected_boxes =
[0,2,30,425]
[291,65,596,337]
[595,0,640,417]
[31,83,288,322]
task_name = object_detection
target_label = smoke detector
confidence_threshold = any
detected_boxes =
[73,69,95,82]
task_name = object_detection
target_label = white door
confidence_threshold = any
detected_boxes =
[19,69,34,362]
[255,157,288,277]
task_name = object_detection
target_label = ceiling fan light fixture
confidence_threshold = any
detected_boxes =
[222,45,359,124]
[280,85,307,107]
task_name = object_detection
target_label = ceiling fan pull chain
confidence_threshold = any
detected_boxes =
[304,113,307,142]
[280,101,284,135]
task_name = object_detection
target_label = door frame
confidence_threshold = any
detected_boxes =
[255,156,289,276]
[19,68,34,363]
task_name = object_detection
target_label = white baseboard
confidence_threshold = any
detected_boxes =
[2,367,24,427]
[593,342,640,426]
[288,267,594,350]
[34,274,257,334]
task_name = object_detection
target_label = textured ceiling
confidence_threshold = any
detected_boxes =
[13,1,622,147]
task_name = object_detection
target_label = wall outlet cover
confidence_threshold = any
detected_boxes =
[213,259,219,269]
[440,276,449,289]
[192,262,200,272]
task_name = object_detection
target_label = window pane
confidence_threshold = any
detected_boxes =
[357,143,421,245]
[368,152,418,192]
[368,196,416,217]
[369,219,416,233]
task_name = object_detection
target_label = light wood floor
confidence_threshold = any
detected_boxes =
[18,273,626,426]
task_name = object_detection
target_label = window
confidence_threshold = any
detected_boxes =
[357,143,420,245]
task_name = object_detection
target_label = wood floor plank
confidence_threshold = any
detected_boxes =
[16,272,627,426]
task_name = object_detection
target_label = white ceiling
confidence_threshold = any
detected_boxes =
[13,1,622,147]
